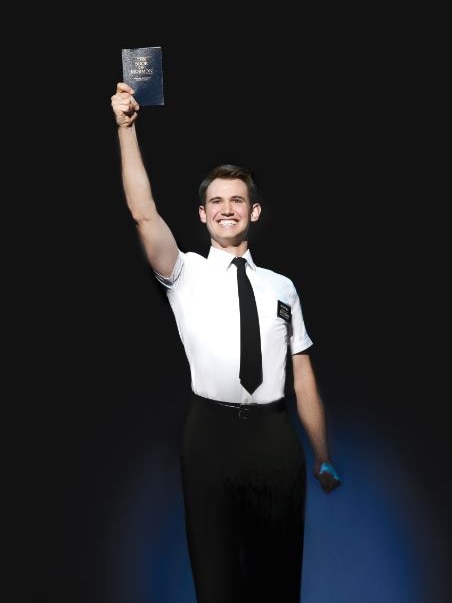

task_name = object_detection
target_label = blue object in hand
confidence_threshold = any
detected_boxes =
[319,462,342,481]
[316,462,342,493]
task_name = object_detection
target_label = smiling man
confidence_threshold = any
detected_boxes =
[199,177,261,250]
[111,81,342,603]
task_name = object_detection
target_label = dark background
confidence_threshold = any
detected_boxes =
[20,10,449,603]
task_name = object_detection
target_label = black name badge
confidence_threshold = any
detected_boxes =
[277,300,292,322]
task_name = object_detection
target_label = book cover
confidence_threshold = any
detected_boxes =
[122,46,164,106]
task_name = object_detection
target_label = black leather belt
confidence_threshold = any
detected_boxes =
[191,393,286,419]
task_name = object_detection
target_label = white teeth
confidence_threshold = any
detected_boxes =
[219,220,236,226]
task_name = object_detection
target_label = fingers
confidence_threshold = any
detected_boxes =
[317,472,342,493]
[111,82,140,126]
[111,83,139,109]
[313,461,342,494]
[116,81,134,94]
[116,93,139,115]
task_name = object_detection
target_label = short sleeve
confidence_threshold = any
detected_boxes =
[153,251,185,289]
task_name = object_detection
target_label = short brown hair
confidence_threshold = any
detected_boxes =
[198,164,259,206]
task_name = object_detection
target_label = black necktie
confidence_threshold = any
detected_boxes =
[232,257,263,394]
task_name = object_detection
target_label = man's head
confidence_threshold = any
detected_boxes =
[198,164,259,206]
[198,164,261,251]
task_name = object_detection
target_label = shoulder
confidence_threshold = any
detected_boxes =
[154,250,207,288]
[182,251,208,264]
[256,265,296,289]
[255,265,303,305]
[180,251,210,272]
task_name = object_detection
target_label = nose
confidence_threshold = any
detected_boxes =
[221,201,234,215]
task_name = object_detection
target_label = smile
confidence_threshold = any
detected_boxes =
[218,220,237,227]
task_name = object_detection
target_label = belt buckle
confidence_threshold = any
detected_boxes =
[238,403,258,419]
[238,405,248,420]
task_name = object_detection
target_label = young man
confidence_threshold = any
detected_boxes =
[111,82,342,603]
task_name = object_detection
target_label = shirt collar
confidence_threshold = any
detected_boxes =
[207,246,257,271]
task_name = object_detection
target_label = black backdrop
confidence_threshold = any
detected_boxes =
[21,12,449,603]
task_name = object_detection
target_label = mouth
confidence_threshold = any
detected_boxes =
[217,220,238,227]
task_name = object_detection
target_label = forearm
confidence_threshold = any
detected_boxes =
[118,123,158,223]
[295,384,331,465]
[292,353,342,492]
[116,122,179,276]
[292,353,331,464]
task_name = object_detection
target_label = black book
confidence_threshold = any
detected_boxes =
[122,46,164,106]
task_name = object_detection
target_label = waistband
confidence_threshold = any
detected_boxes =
[191,392,286,418]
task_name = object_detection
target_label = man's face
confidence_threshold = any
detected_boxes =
[199,178,260,248]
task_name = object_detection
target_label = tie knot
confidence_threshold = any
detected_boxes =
[232,257,247,271]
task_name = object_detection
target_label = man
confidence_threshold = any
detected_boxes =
[111,82,342,603]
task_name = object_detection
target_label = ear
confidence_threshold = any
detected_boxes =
[250,203,261,222]
[199,205,207,223]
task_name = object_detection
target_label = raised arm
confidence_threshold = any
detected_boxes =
[111,82,179,277]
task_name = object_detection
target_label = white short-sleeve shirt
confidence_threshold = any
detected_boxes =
[154,246,313,404]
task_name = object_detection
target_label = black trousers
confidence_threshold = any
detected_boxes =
[180,393,306,603]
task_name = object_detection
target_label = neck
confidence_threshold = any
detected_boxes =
[211,239,249,256]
